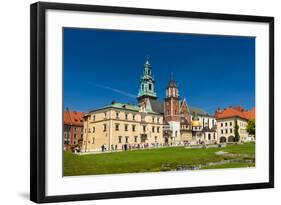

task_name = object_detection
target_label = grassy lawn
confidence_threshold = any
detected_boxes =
[64,142,255,176]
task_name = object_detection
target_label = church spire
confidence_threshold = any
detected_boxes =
[166,74,179,98]
[137,57,157,101]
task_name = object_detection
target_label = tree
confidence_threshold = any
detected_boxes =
[246,119,256,136]
[234,119,240,142]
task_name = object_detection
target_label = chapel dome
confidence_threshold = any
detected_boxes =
[191,116,201,127]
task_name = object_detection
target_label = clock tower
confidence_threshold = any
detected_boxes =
[164,75,181,142]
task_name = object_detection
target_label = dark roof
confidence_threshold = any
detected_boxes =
[189,106,207,115]
[167,79,178,88]
[149,98,164,114]
[189,106,214,117]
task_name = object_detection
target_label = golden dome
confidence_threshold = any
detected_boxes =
[192,120,201,127]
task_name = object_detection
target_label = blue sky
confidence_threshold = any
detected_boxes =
[63,28,255,114]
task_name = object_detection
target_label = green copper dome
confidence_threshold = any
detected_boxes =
[137,58,157,100]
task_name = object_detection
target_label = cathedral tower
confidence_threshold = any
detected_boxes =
[137,58,157,102]
[164,75,181,142]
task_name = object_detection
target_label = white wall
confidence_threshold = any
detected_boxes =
[0,0,280,205]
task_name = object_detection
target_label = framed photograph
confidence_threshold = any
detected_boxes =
[30,2,274,203]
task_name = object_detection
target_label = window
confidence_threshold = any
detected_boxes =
[225,122,227,126]
[74,134,76,139]
[92,137,95,144]
[125,136,129,143]
[125,124,128,131]
[208,133,211,140]
[143,125,146,132]
[221,130,223,134]
[103,124,107,131]
[92,115,95,121]
[152,117,155,123]
[230,128,233,133]
[125,113,128,120]
[230,122,232,126]
[74,127,76,131]
[118,136,122,143]
[116,112,119,119]
[157,127,160,133]
[157,117,160,123]
[225,129,228,134]
[92,127,95,133]
[134,136,138,143]
[155,136,158,142]
[152,126,155,133]
[175,131,178,137]
[115,124,119,131]
[133,114,135,120]
[104,112,107,119]
[221,123,223,127]
[132,125,136,132]
[149,83,152,90]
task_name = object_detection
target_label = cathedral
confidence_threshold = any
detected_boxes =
[137,58,193,144]
[136,58,216,145]
[81,58,218,152]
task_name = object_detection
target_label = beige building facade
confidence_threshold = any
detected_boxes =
[82,102,164,152]
[217,117,249,143]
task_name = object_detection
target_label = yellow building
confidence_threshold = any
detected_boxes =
[82,102,164,152]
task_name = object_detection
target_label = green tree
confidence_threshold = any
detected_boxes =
[246,119,255,136]
[234,120,240,142]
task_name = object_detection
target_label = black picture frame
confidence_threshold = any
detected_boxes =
[30,1,274,203]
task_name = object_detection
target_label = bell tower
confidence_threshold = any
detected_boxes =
[137,57,157,103]
[164,74,181,142]
[164,75,180,122]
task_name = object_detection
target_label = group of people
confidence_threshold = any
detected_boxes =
[100,142,184,152]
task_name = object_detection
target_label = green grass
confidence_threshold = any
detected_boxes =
[63,142,255,176]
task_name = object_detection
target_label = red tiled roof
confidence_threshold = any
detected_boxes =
[64,110,84,126]
[215,106,255,120]
[243,107,255,120]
